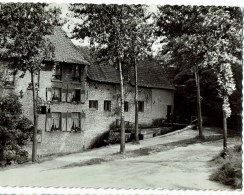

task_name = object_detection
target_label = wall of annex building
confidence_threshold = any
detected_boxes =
[83,82,174,149]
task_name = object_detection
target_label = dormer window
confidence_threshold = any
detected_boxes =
[72,64,81,82]
[52,62,62,80]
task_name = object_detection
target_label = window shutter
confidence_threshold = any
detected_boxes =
[45,113,52,132]
[67,89,72,102]
[61,113,67,131]
[46,88,52,101]
[67,112,72,131]
[80,90,86,103]
[61,89,67,102]
[71,90,75,102]
[80,111,86,131]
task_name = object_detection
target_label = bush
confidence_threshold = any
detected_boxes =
[0,93,33,166]
[152,118,166,127]
[210,145,242,189]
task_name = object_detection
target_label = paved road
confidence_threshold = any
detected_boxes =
[0,128,232,190]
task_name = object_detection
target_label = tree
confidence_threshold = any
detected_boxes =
[155,6,242,142]
[0,93,33,165]
[121,8,154,144]
[0,3,61,161]
[156,5,209,138]
[70,4,153,151]
[201,7,242,153]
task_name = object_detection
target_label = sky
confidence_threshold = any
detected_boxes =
[53,4,158,45]
[47,2,243,56]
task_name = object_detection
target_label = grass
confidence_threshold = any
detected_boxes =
[209,144,242,189]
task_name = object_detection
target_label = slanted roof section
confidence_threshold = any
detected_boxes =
[87,59,174,90]
[46,26,89,65]
[130,59,174,90]
[88,64,120,84]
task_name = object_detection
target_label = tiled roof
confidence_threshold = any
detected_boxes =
[87,59,174,90]
[87,64,120,84]
[47,27,174,89]
[46,26,89,65]
[130,60,174,90]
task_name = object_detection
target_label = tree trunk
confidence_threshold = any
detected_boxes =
[31,69,38,162]
[194,66,204,139]
[222,102,228,153]
[134,59,139,144]
[118,59,125,153]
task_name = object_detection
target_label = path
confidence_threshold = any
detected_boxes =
[0,127,234,190]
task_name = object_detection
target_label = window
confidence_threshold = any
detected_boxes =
[138,101,144,112]
[67,89,81,103]
[72,65,81,82]
[124,101,129,112]
[104,100,111,111]
[71,112,81,131]
[47,112,85,132]
[45,112,61,131]
[72,89,81,102]
[51,88,61,102]
[89,100,98,110]
[52,63,62,80]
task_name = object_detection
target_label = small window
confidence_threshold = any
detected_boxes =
[52,88,61,102]
[138,101,144,112]
[40,106,47,114]
[124,101,129,112]
[72,65,81,82]
[104,100,111,111]
[52,63,62,80]
[89,100,98,110]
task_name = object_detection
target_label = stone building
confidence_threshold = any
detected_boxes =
[0,27,174,155]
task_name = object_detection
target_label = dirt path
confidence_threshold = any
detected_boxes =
[0,128,235,190]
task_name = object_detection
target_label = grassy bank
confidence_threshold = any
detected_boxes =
[209,144,242,189]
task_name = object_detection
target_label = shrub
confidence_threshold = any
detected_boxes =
[0,93,33,166]
[210,145,242,189]
[152,118,165,127]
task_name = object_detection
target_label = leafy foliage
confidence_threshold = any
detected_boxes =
[0,3,61,73]
[0,93,33,165]
[70,4,155,151]
[70,4,154,68]
[0,2,62,161]
[156,5,242,120]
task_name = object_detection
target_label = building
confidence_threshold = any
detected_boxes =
[0,27,174,156]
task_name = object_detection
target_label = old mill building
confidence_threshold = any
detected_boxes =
[0,27,174,155]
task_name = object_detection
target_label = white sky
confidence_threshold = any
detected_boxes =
[51,2,242,55]
[55,4,159,47]
[3,0,244,52]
